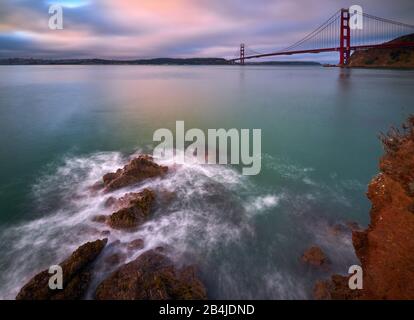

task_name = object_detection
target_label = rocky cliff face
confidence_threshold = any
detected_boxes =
[348,34,414,68]
[317,116,414,300]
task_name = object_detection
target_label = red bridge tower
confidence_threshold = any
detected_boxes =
[240,43,245,65]
[340,8,351,66]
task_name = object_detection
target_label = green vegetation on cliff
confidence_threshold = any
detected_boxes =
[348,33,414,68]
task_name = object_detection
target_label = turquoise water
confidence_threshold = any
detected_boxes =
[0,65,413,299]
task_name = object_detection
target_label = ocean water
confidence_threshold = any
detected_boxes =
[0,65,413,299]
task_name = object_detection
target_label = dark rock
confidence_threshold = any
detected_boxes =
[329,275,361,300]
[88,181,104,192]
[127,239,145,251]
[91,215,108,223]
[301,246,329,267]
[16,239,108,300]
[107,189,155,230]
[409,182,414,197]
[102,172,118,185]
[108,191,152,211]
[352,231,367,259]
[314,275,359,300]
[103,155,168,191]
[104,196,117,208]
[104,253,127,267]
[313,280,331,300]
[95,250,207,300]
[155,246,165,253]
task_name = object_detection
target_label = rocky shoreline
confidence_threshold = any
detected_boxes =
[16,155,207,300]
[16,116,414,300]
[314,116,414,300]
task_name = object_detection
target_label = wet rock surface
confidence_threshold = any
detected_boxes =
[95,249,207,300]
[104,253,128,267]
[127,239,145,251]
[314,275,360,300]
[16,154,208,300]
[302,246,329,267]
[107,188,156,230]
[91,215,108,223]
[103,155,168,191]
[16,239,108,300]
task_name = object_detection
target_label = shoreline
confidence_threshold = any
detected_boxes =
[316,116,414,300]
[0,58,320,66]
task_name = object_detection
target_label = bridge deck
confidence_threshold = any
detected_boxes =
[231,42,414,63]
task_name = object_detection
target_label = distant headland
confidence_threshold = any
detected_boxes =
[348,34,414,69]
[0,57,320,66]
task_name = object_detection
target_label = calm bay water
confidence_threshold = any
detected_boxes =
[0,65,413,299]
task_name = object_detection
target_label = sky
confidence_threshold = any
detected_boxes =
[0,0,413,62]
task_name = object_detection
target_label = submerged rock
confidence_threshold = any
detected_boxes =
[91,215,108,223]
[127,239,145,251]
[107,188,155,230]
[301,246,329,267]
[16,239,107,300]
[95,250,207,300]
[103,155,168,191]
[157,189,177,206]
[101,230,111,236]
[328,221,361,237]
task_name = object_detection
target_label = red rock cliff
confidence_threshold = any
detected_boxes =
[317,116,414,300]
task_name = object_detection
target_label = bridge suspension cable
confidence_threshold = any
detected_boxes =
[232,8,414,65]
[280,9,342,52]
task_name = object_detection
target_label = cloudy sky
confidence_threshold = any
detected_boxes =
[0,0,413,61]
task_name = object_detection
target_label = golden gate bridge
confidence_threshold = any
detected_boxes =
[230,8,414,66]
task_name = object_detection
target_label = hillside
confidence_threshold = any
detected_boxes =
[348,33,414,68]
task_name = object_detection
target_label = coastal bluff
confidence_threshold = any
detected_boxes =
[348,33,414,68]
[316,116,414,300]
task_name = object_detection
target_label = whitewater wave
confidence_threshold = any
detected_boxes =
[245,194,284,214]
[0,150,360,299]
[0,150,274,299]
